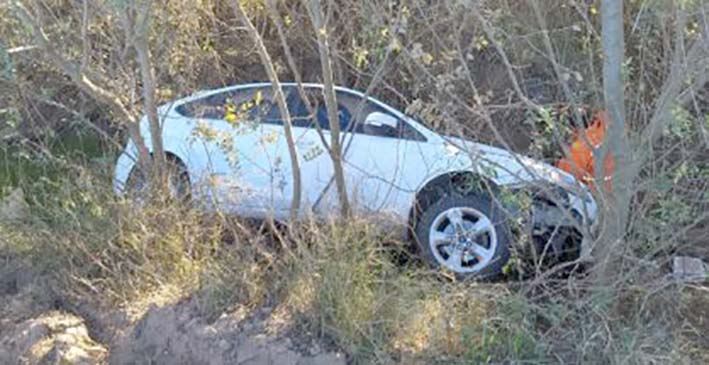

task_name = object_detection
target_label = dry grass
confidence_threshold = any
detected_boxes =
[1,164,706,363]
[271,219,549,363]
[1,165,217,303]
[1,148,706,364]
[2,0,707,362]
[8,112,701,365]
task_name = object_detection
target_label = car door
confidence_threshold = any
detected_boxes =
[259,85,335,217]
[183,86,292,218]
[337,91,431,218]
[255,86,433,220]
[273,86,349,216]
[291,89,431,219]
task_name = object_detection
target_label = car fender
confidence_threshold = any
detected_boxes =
[411,142,507,194]
[113,112,194,195]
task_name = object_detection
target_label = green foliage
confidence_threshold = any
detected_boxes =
[523,106,575,160]
[1,170,215,302]
[0,126,108,192]
[666,105,695,137]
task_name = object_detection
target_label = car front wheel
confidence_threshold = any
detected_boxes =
[415,194,511,280]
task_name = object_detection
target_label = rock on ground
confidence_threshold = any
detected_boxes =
[0,267,344,365]
[109,302,345,365]
[672,256,708,282]
[0,311,107,365]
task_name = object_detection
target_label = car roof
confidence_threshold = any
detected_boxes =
[179,82,367,104]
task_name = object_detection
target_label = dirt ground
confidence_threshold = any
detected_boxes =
[0,266,344,365]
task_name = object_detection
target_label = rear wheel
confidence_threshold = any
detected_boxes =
[415,194,511,280]
[125,156,191,204]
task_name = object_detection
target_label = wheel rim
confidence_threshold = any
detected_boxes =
[428,206,497,273]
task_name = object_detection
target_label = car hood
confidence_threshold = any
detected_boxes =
[442,136,580,189]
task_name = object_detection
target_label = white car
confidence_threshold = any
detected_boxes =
[114,83,598,279]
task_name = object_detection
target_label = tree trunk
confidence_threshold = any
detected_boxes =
[132,3,166,190]
[595,0,632,285]
[307,0,351,218]
[11,1,153,171]
[231,1,302,220]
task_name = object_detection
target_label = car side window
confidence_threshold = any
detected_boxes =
[176,92,232,119]
[176,87,276,125]
[176,87,424,141]
[280,88,352,131]
[336,91,426,141]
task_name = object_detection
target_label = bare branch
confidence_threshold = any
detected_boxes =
[11,0,152,168]
[306,0,350,217]
[231,0,302,220]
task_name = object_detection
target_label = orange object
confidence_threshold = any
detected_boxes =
[556,111,614,190]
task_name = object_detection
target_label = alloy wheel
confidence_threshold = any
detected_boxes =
[428,206,497,273]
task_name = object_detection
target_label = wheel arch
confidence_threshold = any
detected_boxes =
[116,145,191,192]
[407,170,501,236]
[163,150,187,168]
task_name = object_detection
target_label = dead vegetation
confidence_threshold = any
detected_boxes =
[1,0,708,364]
[0,166,704,363]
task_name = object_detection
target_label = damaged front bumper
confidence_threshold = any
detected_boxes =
[511,184,599,262]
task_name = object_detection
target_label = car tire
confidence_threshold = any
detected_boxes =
[126,156,191,203]
[415,193,511,280]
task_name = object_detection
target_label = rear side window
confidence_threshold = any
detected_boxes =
[176,93,224,119]
[176,88,277,124]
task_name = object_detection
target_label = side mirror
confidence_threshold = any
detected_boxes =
[363,112,398,130]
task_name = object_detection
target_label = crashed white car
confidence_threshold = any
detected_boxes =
[114,83,597,279]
